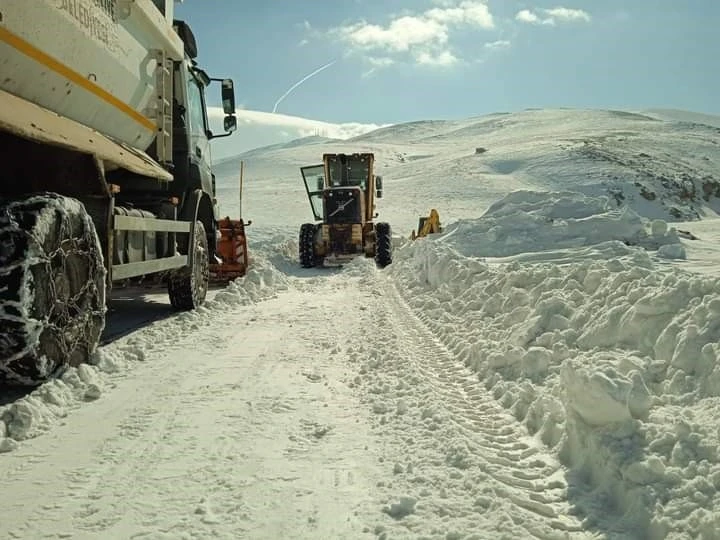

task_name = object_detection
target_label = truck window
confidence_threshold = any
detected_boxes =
[186,75,206,137]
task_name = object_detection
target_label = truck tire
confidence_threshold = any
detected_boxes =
[168,220,209,310]
[0,193,106,385]
[375,222,392,268]
[299,223,317,268]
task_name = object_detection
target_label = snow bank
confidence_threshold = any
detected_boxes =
[388,191,720,538]
[439,191,685,260]
[208,254,289,307]
[0,256,290,448]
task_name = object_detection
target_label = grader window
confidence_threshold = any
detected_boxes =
[327,157,369,189]
[300,164,325,221]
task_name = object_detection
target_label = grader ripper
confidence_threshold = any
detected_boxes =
[298,152,392,268]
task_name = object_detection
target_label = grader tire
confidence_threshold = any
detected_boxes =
[299,223,317,268]
[375,222,392,268]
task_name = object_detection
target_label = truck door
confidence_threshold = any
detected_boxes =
[185,69,214,198]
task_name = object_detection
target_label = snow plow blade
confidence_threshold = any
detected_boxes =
[411,209,442,239]
[209,217,250,282]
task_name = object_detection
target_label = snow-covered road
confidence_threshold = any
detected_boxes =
[0,260,597,539]
[2,270,386,539]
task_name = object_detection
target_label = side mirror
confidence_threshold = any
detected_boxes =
[224,115,237,133]
[208,77,238,139]
[375,175,383,198]
[317,177,324,190]
[221,79,236,114]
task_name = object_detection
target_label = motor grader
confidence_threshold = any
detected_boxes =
[299,152,392,268]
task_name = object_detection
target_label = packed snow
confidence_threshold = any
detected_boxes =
[2,108,720,539]
[388,193,720,537]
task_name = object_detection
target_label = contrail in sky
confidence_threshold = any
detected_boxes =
[272,60,337,113]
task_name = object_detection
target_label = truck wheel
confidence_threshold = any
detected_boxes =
[168,220,209,310]
[299,223,317,268]
[375,222,392,268]
[0,193,106,385]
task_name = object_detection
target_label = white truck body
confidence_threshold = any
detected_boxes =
[0,0,183,151]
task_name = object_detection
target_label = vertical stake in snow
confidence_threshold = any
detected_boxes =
[239,160,244,219]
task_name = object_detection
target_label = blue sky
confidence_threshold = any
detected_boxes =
[174,0,718,156]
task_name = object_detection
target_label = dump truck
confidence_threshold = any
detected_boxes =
[299,152,392,268]
[0,0,239,385]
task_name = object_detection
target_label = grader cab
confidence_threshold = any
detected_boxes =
[298,152,392,268]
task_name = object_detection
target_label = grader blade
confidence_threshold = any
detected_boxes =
[411,209,442,240]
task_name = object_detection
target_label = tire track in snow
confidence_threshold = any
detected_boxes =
[1,318,263,538]
[385,285,579,531]
[350,271,596,538]
[1,355,198,538]
[1,281,389,539]
[64,320,300,536]
[59,347,214,534]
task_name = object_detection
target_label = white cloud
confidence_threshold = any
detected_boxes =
[484,39,511,50]
[425,1,493,27]
[361,56,396,78]
[341,16,448,52]
[545,7,591,22]
[516,6,591,26]
[516,9,540,24]
[367,56,395,67]
[328,1,494,68]
[207,107,389,158]
[208,107,386,138]
[415,50,458,66]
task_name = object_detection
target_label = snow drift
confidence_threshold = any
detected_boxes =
[389,191,720,537]
[438,190,685,260]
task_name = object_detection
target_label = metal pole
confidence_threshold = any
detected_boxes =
[239,160,244,219]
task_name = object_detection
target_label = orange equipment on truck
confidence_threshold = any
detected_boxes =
[210,160,251,281]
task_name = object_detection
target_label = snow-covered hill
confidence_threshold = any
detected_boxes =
[217,108,720,238]
[2,108,720,539]
[644,108,720,129]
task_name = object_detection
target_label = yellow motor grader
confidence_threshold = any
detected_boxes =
[299,152,392,268]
